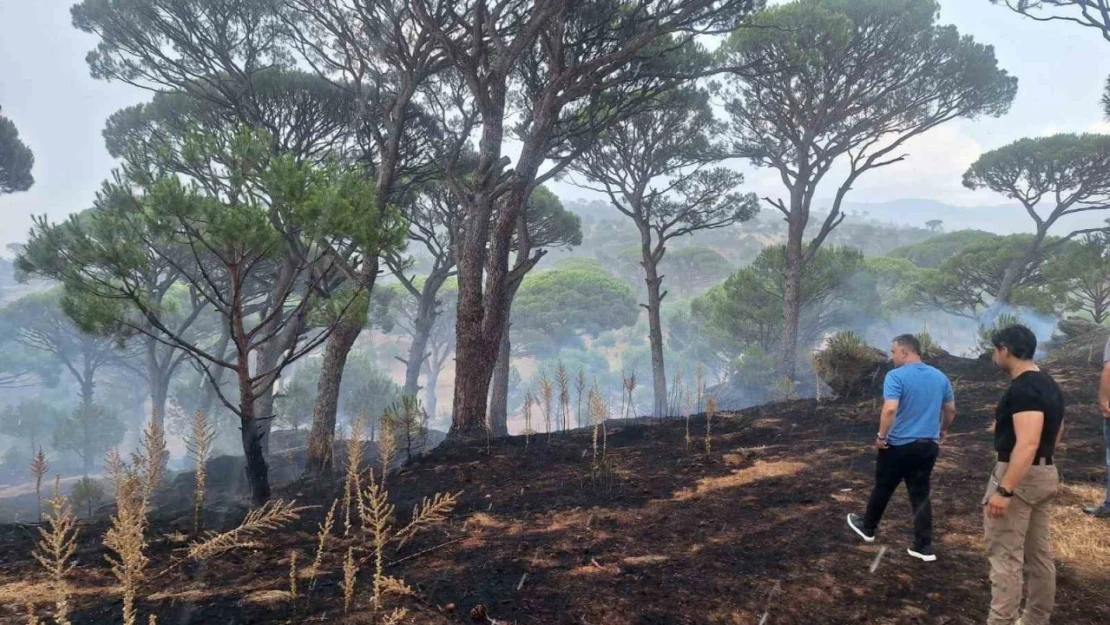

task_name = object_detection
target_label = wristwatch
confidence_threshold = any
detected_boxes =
[995,485,1015,498]
[876,433,886,440]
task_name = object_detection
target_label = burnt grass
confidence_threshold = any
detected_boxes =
[2,356,1109,625]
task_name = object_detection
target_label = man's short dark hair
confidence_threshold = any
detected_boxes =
[893,334,921,355]
[991,324,1037,360]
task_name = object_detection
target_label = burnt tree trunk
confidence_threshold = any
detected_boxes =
[239,395,271,505]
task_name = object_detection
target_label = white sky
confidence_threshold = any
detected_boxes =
[2,0,1110,250]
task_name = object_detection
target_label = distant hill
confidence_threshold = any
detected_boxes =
[831,198,1109,234]
[887,230,998,268]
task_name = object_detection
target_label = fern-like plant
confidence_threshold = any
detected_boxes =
[184,411,216,536]
[30,448,48,523]
[32,477,77,625]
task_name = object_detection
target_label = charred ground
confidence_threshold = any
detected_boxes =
[1,355,1108,625]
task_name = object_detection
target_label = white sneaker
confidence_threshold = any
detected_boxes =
[907,546,937,562]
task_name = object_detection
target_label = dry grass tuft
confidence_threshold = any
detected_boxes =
[377,414,397,486]
[288,550,298,599]
[538,369,554,436]
[395,492,462,548]
[104,468,148,625]
[26,603,40,625]
[187,500,305,561]
[308,498,338,591]
[134,418,166,508]
[105,450,126,492]
[705,396,717,454]
[344,416,367,536]
[588,389,604,463]
[185,411,216,536]
[32,477,77,625]
[694,364,706,415]
[30,448,48,523]
[556,361,571,432]
[575,370,587,429]
[342,546,357,613]
[620,370,637,421]
[523,393,535,451]
[351,467,460,615]
[382,607,410,625]
[1052,482,1110,565]
[362,472,395,611]
[668,370,684,419]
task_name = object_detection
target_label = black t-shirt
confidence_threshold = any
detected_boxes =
[995,370,1065,459]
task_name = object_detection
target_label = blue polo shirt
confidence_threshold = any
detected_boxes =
[883,362,954,446]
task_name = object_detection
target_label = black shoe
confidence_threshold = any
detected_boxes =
[1083,505,1110,518]
[847,513,875,543]
[907,546,937,562]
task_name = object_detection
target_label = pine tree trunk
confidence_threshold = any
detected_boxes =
[424,359,441,423]
[450,324,499,439]
[644,261,668,419]
[240,415,271,505]
[150,375,169,430]
[488,325,512,437]
[995,229,1047,311]
[237,365,270,505]
[403,310,434,396]
[449,234,503,439]
[779,216,805,380]
[304,320,360,479]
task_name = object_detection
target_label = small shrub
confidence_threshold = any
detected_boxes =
[381,396,429,462]
[978,313,1021,356]
[918,329,941,359]
[69,477,105,519]
[769,377,799,402]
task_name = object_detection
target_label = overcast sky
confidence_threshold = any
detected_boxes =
[2,0,1110,251]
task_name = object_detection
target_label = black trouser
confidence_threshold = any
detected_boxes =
[862,440,939,550]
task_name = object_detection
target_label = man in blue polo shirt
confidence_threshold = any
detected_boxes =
[847,334,956,562]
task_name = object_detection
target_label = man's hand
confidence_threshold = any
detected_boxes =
[940,429,949,445]
[1100,397,1110,419]
[874,437,890,451]
[986,493,1012,519]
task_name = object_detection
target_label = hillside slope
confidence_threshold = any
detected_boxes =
[1,359,1107,625]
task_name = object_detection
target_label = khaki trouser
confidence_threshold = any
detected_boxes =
[983,462,1059,625]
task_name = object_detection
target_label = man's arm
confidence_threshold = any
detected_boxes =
[940,400,956,440]
[1099,362,1110,418]
[1000,411,1045,492]
[988,410,1045,518]
[877,399,898,449]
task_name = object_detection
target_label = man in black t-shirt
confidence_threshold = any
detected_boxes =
[983,325,1064,625]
